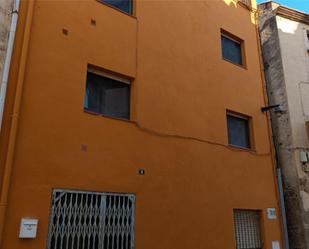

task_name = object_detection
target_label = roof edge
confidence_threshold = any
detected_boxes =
[276,5,309,25]
[258,1,309,25]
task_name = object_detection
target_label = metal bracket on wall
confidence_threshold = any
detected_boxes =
[261,104,284,113]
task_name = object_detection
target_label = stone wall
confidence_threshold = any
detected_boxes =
[259,6,308,249]
[276,12,309,249]
[0,0,14,86]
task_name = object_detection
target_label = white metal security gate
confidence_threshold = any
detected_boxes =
[47,189,135,249]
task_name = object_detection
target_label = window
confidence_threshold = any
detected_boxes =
[100,0,132,14]
[221,30,244,66]
[47,189,135,249]
[84,67,131,120]
[233,210,262,249]
[227,112,251,149]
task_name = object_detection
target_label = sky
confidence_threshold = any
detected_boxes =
[257,0,309,13]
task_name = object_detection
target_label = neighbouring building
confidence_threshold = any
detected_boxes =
[0,0,14,81]
[0,0,13,79]
[0,0,16,128]
[259,2,309,249]
[0,0,284,249]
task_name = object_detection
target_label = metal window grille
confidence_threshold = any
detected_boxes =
[233,210,262,249]
[47,189,135,249]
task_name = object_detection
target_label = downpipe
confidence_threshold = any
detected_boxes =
[277,167,290,249]
[0,0,34,246]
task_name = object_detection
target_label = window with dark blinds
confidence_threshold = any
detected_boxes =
[221,35,243,65]
[85,70,130,120]
[233,210,262,249]
[47,189,135,249]
[221,30,245,67]
[227,113,251,149]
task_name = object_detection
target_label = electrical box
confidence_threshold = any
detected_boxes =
[19,218,38,238]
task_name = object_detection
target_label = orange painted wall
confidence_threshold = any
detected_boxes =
[0,0,283,249]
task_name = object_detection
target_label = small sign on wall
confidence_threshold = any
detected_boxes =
[19,218,38,238]
[267,208,277,219]
[272,241,280,249]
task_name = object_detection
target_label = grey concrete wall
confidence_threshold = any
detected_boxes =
[0,0,14,87]
[259,8,308,249]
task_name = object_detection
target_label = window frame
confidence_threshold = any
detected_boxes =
[96,0,134,16]
[84,65,132,121]
[226,110,254,150]
[221,29,247,69]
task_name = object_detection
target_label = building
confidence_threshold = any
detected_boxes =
[0,0,284,248]
[259,2,309,249]
[0,0,17,130]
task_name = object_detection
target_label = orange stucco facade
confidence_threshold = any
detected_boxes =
[0,0,284,249]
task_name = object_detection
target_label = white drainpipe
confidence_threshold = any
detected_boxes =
[0,0,20,132]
